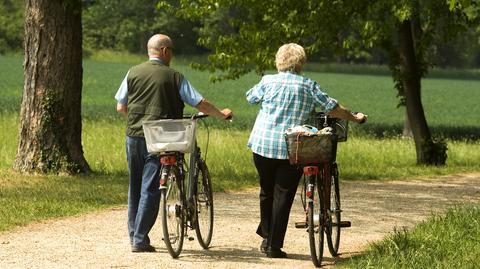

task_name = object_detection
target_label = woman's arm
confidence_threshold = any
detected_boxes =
[328,104,367,123]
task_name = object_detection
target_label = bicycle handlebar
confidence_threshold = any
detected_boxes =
[184,112,233,121]
[182,113,209,120]
[316,111,367,125]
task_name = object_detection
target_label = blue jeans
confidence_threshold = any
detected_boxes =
[126,136,161,247]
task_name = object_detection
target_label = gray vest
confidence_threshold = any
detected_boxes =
[126,60,185,137]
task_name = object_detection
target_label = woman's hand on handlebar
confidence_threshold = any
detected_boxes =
[352,112,367,124]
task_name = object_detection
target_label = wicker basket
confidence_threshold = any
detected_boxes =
[285,132,334,165]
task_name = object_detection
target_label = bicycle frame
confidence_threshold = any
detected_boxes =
[302,162,332,222]
[159,138,203,225]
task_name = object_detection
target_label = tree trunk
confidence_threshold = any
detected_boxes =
[398,20,446,165]
[14,0,90,173]
[402,110,413,138]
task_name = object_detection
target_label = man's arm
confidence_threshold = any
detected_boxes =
[195,99,232,119]
[116,103,127,117]
[327,104,367,123]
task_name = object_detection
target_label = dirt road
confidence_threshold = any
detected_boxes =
[1,173,479,269]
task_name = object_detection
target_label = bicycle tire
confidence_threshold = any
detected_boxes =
[194,159,214,249]
[160,165,185,258]
[326,163,341,256]
[308,174,324,267]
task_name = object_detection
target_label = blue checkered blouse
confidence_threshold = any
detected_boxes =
[246,72,338,160]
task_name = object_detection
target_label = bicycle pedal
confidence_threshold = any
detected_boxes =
[295,221,308,229]
[339,221,351,228]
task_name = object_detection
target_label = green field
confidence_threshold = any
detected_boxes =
[1,53,480,233]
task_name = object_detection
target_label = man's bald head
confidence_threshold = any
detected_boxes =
[147,34,173,57]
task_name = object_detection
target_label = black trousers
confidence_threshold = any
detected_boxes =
[253,153,303,249]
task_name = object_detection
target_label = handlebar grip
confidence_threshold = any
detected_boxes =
[192,113,209,119]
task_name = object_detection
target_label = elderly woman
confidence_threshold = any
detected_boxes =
[246,43,366,258]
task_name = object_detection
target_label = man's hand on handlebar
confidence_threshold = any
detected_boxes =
[221,108,233,121]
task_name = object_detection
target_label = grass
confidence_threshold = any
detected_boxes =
[340,206,480,268]
[0,173,127,232]
[0,53,479,235]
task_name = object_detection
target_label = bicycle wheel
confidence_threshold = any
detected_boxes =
[308,174,325,267]
[160,166,185,258]
[194,159,214,249]
[326,163,341,256]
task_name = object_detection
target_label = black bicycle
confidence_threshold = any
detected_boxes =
[143,113,214,258]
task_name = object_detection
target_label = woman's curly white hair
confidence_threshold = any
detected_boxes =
[275,43,306,72]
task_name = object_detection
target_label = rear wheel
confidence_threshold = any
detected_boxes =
[160,166,185,258]
[194,159,214,249]
[307,174,324,267]
[326,163,341,256]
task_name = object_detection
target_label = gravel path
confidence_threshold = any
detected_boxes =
[1,173,479,269]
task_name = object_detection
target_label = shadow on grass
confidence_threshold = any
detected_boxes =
[304,63,480,81]
[335,250,367,268]
[355,123,480,141]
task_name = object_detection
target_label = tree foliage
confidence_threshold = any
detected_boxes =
[82,0,205,54]
[159,0,361,80]
[0,0,24,53]
[160,0,479,81]
[0,0,478,65]
[351,0,479,104]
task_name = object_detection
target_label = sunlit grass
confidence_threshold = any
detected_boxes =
[82,119,127,175]
[0,113,18,169]
[338,137,480,180]
[340,206,480,268]
[0,172,127,233]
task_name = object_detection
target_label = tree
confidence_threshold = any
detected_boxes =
[160,0,479,165]
[14,0,90,174]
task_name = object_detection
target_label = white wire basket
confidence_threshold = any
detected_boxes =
[142,119,196,153]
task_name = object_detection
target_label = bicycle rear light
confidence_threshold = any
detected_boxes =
[306,190,313,198]
[160,156,177,165]
[303,166,319,175]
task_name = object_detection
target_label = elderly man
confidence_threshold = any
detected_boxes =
[115,34,232,252]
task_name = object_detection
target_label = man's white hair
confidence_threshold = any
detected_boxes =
[275,43,306,72]
[147,34,172,56]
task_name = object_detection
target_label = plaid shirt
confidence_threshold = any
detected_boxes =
[246,72,338,159]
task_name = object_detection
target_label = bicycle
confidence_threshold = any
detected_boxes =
[286,112,353,267]
[142,113,214,258]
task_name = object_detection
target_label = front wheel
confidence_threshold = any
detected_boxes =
[194,159,214,249]
[307,174,324,267]
[160,166,185,258]
[326,163,341,256]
